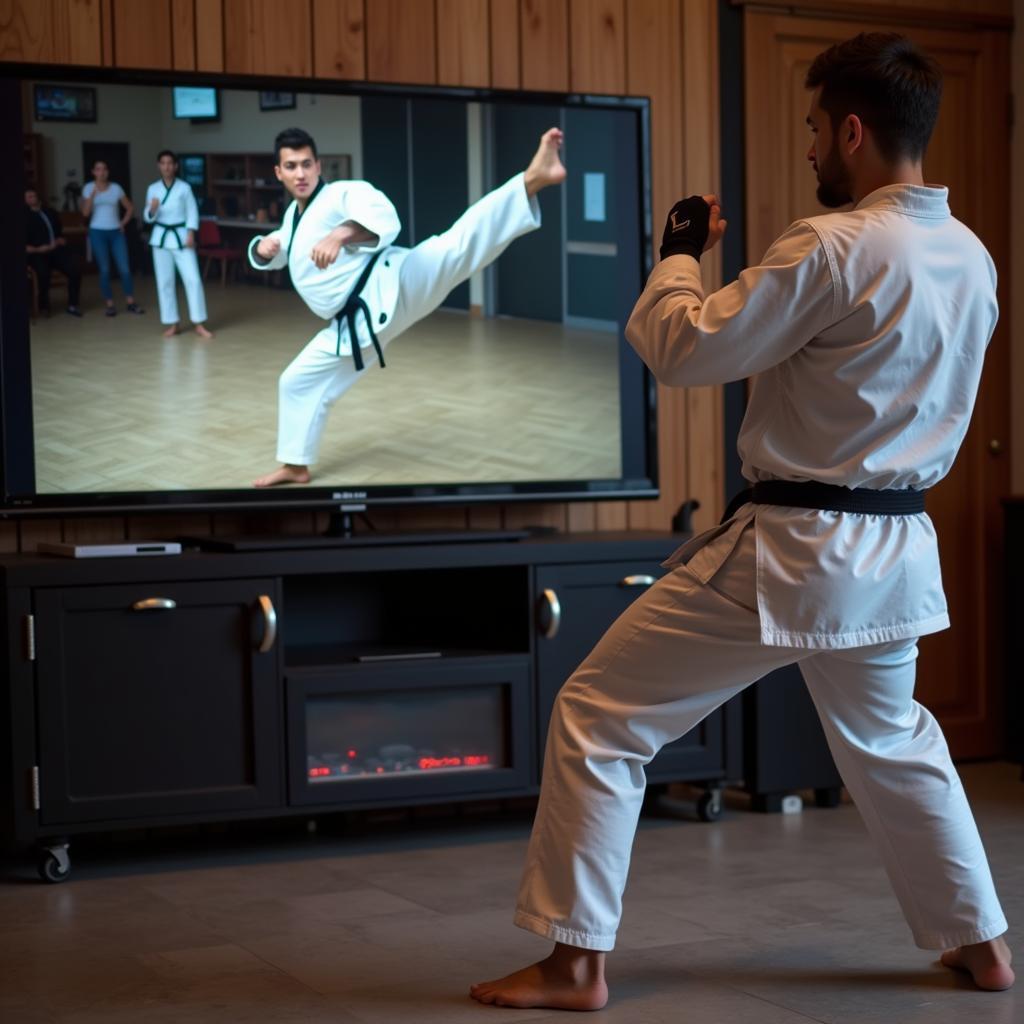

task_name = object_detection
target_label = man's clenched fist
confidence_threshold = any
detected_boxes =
[659,194,726,262]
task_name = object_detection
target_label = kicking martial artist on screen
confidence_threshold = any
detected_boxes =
[143,150,213,339]
[471,32,1013,1012]
[248,125,565,487]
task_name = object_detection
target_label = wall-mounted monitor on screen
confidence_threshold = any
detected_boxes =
[172,86,219,120]
[1,65,656,518]
[33,83,96,122]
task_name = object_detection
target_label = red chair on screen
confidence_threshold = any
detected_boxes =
[197,219,243,286]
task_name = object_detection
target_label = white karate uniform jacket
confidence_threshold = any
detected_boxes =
[248,180,406,354]
[142,179,199,249]
[626,184,998,649]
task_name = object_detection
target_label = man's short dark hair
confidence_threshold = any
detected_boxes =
[274,128,318,164]
[805,33,942,162]
[157,149,177,163]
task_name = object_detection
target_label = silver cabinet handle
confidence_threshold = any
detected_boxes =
[131,598,177,611]
[620,575,656,587]
[257,594,277,653]
[538,588,562,640]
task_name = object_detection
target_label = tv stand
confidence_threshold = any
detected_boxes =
[0,530,750,880]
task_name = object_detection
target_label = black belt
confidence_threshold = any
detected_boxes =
[333,250,386,372]
[155,222,187,248]
[721,480,928,523]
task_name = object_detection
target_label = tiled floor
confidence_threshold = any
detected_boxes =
[2,762,1020,1023]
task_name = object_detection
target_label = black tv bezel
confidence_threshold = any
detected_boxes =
[2,62,658,519]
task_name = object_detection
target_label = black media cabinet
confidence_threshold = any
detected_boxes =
[1,531,748,882]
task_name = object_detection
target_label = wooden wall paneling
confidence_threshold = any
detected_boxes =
[312,0,366,80]
[681,0,723,531]
[519,0,569,91]
[437,0,490,87]
[623,0,686,532]
[568,0,625,95]
[0,523,19,554]
[194,0,224,71]
[366,0,437,84]
[125,513,213,540]
[62,517,128,545]
[489,0,520,87]
[171,0,197,70]
[503,501,569,532]
[0,0,103,64]
[17,518,63,553]
[223,0,312,77]
[100,0,114,65]
[466,504,505,530]
[567,0,627,531]
[112,0,173,69]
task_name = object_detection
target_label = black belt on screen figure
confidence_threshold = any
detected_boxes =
[720,480,929,524]
[333,250,386,372]
[154,222,187,248]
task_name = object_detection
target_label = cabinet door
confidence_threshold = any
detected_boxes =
[34,579,282,825]
[535,562,730,783]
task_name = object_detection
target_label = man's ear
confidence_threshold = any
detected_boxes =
[274,164,284,183]
[845,114,865,154]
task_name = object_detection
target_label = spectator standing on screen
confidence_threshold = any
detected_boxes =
[471,33,1012,1012]
[143,150,212,339]
[25,187,83,317]
[247,125,566,488]
[80,159,144,318]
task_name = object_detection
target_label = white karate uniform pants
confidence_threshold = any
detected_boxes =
[274,172,539,466]
[152,246,208,325]
[515,525,1008,952]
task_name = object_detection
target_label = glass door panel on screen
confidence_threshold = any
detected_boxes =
[0,66,656,518]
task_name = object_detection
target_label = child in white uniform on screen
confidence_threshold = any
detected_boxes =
[247,126,566,488]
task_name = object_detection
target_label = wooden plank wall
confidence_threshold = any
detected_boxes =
[0,0,724,552]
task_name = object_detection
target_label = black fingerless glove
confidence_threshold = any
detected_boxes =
[660,195,710,261]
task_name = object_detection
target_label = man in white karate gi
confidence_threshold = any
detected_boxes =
[143,151,213,339]
[248,125,565,487]
[472,32,1013,1012]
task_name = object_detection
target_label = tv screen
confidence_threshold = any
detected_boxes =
[2,67,656,517]
[173,86,218,120]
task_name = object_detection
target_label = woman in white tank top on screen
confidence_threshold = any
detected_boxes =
[80,159,145,318]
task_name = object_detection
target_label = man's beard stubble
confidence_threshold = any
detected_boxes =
[815,143,854,209]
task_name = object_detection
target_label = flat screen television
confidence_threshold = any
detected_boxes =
[2,64,656,518]
[172,85,219,121]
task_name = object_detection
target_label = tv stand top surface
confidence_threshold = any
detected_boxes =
[1,530,684,586]
[179,528,534,552]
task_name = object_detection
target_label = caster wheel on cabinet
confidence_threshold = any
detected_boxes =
[36,844,71,884]
[697,789,723,822]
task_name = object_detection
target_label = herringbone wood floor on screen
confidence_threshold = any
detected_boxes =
[30,276,621,493]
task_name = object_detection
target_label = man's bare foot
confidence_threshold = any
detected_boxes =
[253,464,311,488]
[194,323,214,339]
[470,944,607,1011]
[525,128,567,197]
[940,935,1014,991]
[162,324,179,338]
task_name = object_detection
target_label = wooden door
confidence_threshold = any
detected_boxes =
[743,10,1011,757]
